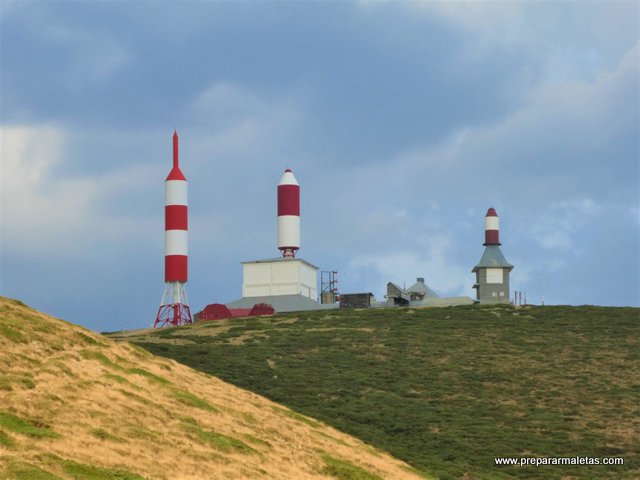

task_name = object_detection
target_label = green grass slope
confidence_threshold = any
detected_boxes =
[117,305,640,480]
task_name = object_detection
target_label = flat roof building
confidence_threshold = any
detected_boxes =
[241,257,318,300]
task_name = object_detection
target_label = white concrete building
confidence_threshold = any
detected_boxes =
[241,257,318,300]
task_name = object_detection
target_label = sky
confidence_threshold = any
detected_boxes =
[1,0,638,332]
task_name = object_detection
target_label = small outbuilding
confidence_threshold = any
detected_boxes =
[249,303,275,316]
[197,303,232,321]
[197,303,276,320]
[386,282,410,306]
[339,293,375,309]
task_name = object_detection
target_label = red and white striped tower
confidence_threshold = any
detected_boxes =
[277,168,300,258]
[154,131,192,328]
[483,207,501,246]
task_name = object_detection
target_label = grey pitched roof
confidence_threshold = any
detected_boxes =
[386,282,410,301]
[226,294,335,313]
[406,279,440,298]
[406,282,425,294]
[472,245,514,272]
[241,257,319,269]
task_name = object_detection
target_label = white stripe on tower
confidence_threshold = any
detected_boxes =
[165,230,188,256]
[485,216,499,231]
[165,181,188,206]
[277,216,300,250]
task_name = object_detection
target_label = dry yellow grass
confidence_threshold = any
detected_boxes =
[0,297,428,480]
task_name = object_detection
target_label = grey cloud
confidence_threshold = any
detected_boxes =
[1,2,638,332]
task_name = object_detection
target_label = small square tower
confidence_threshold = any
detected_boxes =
[472,208,514,304]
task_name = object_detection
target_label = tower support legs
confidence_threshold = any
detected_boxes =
[154,282,192,328]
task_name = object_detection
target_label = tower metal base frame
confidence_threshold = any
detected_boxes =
[154,282,192,328]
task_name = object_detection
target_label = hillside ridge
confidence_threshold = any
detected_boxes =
[118,304,640,480]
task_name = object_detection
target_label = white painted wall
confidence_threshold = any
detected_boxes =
[242,260,318,299]
[299,262,318,299]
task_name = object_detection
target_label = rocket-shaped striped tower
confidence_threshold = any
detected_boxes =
[230,167,318,305]
[483,207,501,246]
[154,131,193,328]
[277,168,301,258]
[472,208,513,304]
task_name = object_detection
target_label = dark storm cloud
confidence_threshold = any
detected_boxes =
[2,1,529,162]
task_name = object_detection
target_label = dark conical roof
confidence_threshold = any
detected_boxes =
[472,245,513,272]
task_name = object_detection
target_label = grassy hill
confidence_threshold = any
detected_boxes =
[0,296,427,480]
[117,304,640,480]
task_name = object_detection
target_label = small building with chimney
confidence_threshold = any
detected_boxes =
[472,208,513,304]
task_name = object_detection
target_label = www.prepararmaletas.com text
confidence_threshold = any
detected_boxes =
[495,456,624,467]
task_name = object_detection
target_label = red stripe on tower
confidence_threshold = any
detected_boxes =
[165,254,188,282]
[165,205,188,231]
[278,185,300,216]
[483,207,501,246]
[154,131,192,328]
[165,256,188,281]
[277,168,300,257]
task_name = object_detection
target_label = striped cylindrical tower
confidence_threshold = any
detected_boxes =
[165,132,188,282]
[154,131,192,328]
[483,207,501,246]
[277,168,300,258]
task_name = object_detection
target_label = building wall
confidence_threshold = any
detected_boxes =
[475,268,511,304]
[243,260,317,300]
[421,297,474,307]
[298,262,318,299]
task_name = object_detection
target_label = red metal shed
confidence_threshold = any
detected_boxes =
[249,303,275,316]
[197,303,232,321]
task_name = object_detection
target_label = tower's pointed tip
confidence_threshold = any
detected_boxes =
[172,129,179,169]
